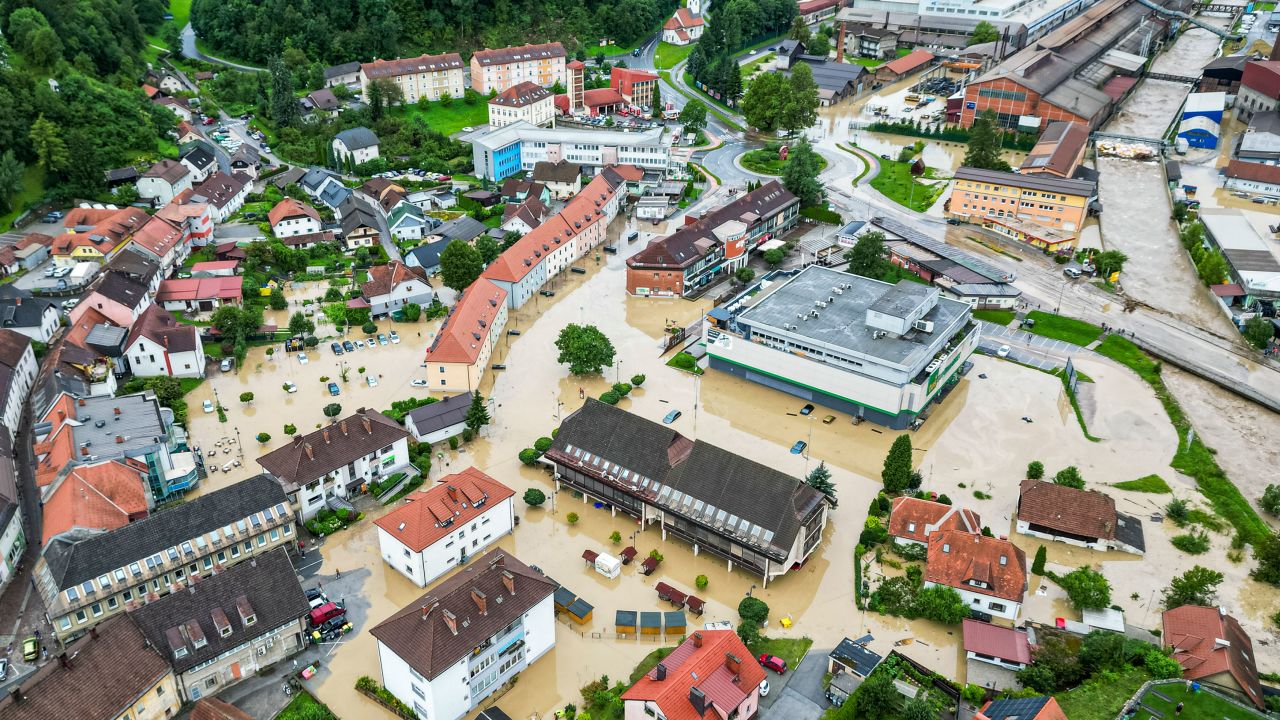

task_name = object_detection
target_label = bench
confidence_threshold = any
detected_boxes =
[1149,690,1173,703]
[1138,702,1164,719]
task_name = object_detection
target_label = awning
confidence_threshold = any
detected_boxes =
[758,239,786,252]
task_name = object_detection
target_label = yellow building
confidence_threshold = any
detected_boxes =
[470,42,567,95]
[423,278,508,392]
[359,53,466,104]
[948,167,1095,252]
[0,615,181,720]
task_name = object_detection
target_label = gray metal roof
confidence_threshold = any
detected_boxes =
[334,127,380,151]
[953,167,1095,196]
[872,216,1013,283]
[405,392,472,434]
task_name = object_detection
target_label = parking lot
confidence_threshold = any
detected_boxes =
[978,320,1084,372]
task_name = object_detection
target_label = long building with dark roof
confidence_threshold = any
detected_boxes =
[545,399,829,584]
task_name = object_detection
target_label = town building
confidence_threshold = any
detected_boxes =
[1198,208,1280,302]
[976,696,1068,720]
[1236,112,1280,165]
[299,168,350,208]
[405,239,452,275]
[34,474,294,643]
[362,260,433,317]
[888,496,981,546]
[389,203,432,241]
[873,48,934,83]
[627,181,799,297]
[621,630,767,720]
[41,460,150,545]
[662,8,705,44]
[124,305,207,378]
[130,547,310,703]
[1199,54,1249,95]
[1178,115,1220,150]
[610,67,659,108]
[0,614,181,720]
[269,198,323,238]
[1235,60,1280,123]
[359,53,466,103]
[1223,159,1280,198]
[1162,605,1265,709]
[947,167,1095,251]
[963,618,1031,671]
[546,399,829,585]
[72,272,152,326]
[838,7,1029,51]
[374,467,515,587]
[1018,121,1089,177]
[1016,479,1145,554]
[190,172,251,224]
[333,127,381,166]
[229,145,261,178]
[156,277,242,314]
[0,292,60,342]
[137,159,193,206]
[340,202,382,249]
[127,215,190,275]
[798,0,841,24]
[324,61,362,89]
[256,409,411,520]
[470,120,672,181]
[192,698,255,720]
[925,530,1027,620]
[0,329,37,440]
[706,266,978,428]
[0,432,25,595]
[371,550,558,720]
[423,279,509,392]
[532,160,583,199]
[844,24,900,58]
[191,260,239,277]
[488,82,555,128]
[301,88,341,119]
[782,54,869,105]
[471,42,567,95]
[56,207,151,266]
[404,392,473,444]
[829,636,884,680]
[501,197,551,235]
[180,143,218,184]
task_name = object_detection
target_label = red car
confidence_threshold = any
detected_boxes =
[202,117,216,126]
[758,654,787,674]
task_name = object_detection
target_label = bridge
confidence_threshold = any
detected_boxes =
[1146,72,1200,83]
[1134,0,1240,39]
[1091,131,1170,148]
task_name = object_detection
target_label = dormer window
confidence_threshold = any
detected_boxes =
[174,646,188,659]
[907,523,916,533]
[999,555,1007,566]
[942,543,950,553]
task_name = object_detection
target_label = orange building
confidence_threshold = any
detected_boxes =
[470,42,566,95]
[947,167,1094,251]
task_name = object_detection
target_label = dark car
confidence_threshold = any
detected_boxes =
[799,403,814,416]
[540,290,555,297]
[342,340,355,352]
[508,329,521,336]
[330,342,344,355]
[328,382,341,396]
[758,654,788,673]
[946,218,962,225]
[632,48,641,57]
[570,267,587,274]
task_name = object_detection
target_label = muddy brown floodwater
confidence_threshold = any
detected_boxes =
[192,214,1279,719]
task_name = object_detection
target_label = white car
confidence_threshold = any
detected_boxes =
[203,400,214,413]
[411,379,428,387]
[997,345,1011,358]
[355,340,365,349]
[298,352,309,365]
[462,126,475,132]
[366,375,379,387]
[758,679,770,697]
[389,331,400,344]
[284,381,298,394]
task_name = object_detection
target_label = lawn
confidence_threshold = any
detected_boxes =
[739,148,828,176]
[749,636,813,672]
[145,0,193,52]
[656,41,697,70]
[1114,474,1172,493]
[868,157,946,213]
[850,56,887,67]
[740,53,775,80]
[276,690,338,720]
[667,351,704,374]
[389,99,488,137]
[1056,667,1150,720]
[1129,683,1266,720]
[972,309,1014,325]
[0,164,46,232]
[661,71,745,133]
[1024,310,1103,346]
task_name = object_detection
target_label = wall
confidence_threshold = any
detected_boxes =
[181,619,307,701]
[379,639,471,720]
[294,436,410,520]
[931,581,1021,620]
[274,216,322,238]
[122,671,182,720]
[419,497,515,587]
[2,346,36,437]
[0,509,25,590]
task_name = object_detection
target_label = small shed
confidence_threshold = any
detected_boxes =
[567,598,595,625]
[663,611,687,636]
[686,595,705,616]
[619,546,638,565]
[616,610,637,635]
[827,671,861,707]
[640,611,662,636]
[594,553,622,579]
[554,587,577,614]
[829,636,884,678]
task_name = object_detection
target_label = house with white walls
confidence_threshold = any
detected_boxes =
[925,530,1027,621]
[361,261,433,317]
[123,306,206,379]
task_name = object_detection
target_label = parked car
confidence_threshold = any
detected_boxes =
[328,382,341,396]
[799,403,814,416]
[1063,267,1082,279]
[355,339,365,349]
[298,352,309,364]
[331,342,344,355]
[342,340,355,352]
[22,637,39,662]
[43,267,55,277]
[203,400,214,413]
[377,333,389,345]
[758,654,787,674]
[366,375,378,387]
[0,658,8,679]
[758,678,770,697]
[997,345,1011,358]
[308,602,346,627]
[284,381,298,394]
[220,358,233,372]
[389,331,400,344]
[663,409,682,424]
[790,440,807,455]
[411,379,429,387]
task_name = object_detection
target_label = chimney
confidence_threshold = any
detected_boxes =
[836,21,846,63]
[689,687,707,715]
[81,447,89,456]
[655,662,667,681]
[304,443,314,460]
[361,416,372,434]
[691,631,704,647]
[323,429,330,444]
[441,609,459,636]
[293,435,303,446]
[471,589,488,615]
[13,296,19,306]
[339,420,348,436]
[78,398,86,406]
[89,627,98,640]
[163,335,169,349]
[1214,638,1231,649]
[58,653,70,670]
[447,485,459,502]
[725,652,741,675]
[57,410,66,422]
[501,570,515,595]
[420,599,439,620]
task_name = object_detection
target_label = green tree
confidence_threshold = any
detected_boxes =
[475,234,501,264]
[29,115,70,174]
[781,137,823,207]
[1244,315,1274,349]
[741,72,785,132]
[651,82,663,119]
[1026,460,1044,480]
[805,462,836,502]
[555,323,616,375]
[961,110,1011,172]
[401,303,422,321]
[681,99,709,135]
[1262,484,1280,516]
[1053,465,1084,489]
[881,434,913,493]
[323,402,343,418]
[780,63,820,133]
[0,151,23,213]
[807,35,830,56]
[269,287,288,310]
[737,596,769,625]
[1163,565,1224,608]
[844,231,889,278]
[1093,250,1128,278]
[1059,566,1111,610]
[239,391,254,403]
[915,584,968,624]
[524,488,547,506]
[284,423,297,435]
[439,240,484,293]
[465,392,490,434]
[968,20,1000,46]
[1254,531,1280,585]
[269,55,301,127]
[853,672,898,719]
[763,248,785,267]
[1017,634,1084,692]
[1032,545,1047,575]
[735,267,756,283]
[789,15,811,43]
[1196,249,1229,285]
[501,230,522,250]
[289,311,315,337]
[901,697,937,720]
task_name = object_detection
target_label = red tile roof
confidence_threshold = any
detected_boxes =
[622,630,766,720]
[361,260,429,299]
[42,460,150,544]
[424,279,507,365]
[584,87,624,108]
[191,260,240,273]
[1242,60,1280,100]
[156,276,243,303]
[191,698,254,720]
[374,467,514,551]
[611,67,659,97]
[1225,159,1280,185]
[926,530,1027,603]
[888,496,981,544]
[361,53,465,79]
[962,619,1031,665]
[483,174,618,284]
[472,42,566,66]
[129,215,185,260]
[54,208,149,257]
[124,305,201,354]
[881,49,935,76]
[798,0,841,15]
[1163,605,1264,708]
[268,198,320,227]
[664,7,704,29]
[65,307,114,349]
[1017,479,1120,541]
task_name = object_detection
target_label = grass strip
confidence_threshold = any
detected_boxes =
[1114,474,1172,493]
[1024,310,1104,345]
[972,309,1014,325]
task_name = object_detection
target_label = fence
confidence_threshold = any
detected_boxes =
[1113,678,1265,720]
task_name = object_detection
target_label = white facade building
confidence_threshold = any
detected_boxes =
[0,330,37,441]
[470,121,673,181]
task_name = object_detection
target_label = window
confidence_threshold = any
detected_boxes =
[98,575,111,590]
[108,597,119,610]
[988,601,1006,612]
[205,677,218,689]
[59,617,71,631]
[76,610,87,623]
[412,684,426,699]
[257,534,267,547]
[124,589,133,601]
[130,562,142,577]
[67,587,79,602]
[230,545,241,558]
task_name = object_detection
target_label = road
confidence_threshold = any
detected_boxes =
[180,24,264,72]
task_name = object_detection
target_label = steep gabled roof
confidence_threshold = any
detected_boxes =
[268,198,321,227]
[124,305,200,353]
[472,42,566,66]
[256,410,409,489]
[374,467,514,551]
[1017,479,1120,541]
[962,619,1031,665]
[925,530,1027,603]
[423,279,507,364]
[888,496,981,544]
[41,460,150,544]
[334,127,380,151]
[1162,605,1264,708]
[361,260,429,299]
[621,630,766,720]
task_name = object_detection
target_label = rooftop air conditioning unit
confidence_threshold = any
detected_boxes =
[913,320,935,333]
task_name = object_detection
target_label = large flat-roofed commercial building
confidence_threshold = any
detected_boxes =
[705,266,978,429]
[839,8,1029,51]
[469,121,672,181]
[1199,209,1280,302]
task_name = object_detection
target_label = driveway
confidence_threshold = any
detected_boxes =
[759,644,828,719]
[763,689,823,720]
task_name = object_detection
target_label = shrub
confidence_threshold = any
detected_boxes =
[239,391,254,403]
[1165,498,1190,524]
[610,531,622,543]
[696,574,709,590]
[448,435,459,450]
[357,366,366,374]
[462,428,474,442]
[1172,530,1210,554]
[631,374,646,386]
[1027,460,1044,479]
[304,335,319,347]
[599,390,621,405]
[893,541,927,562]
[1053,465,1085,489]
[648,549,664,562]
[1262,484,1280,516]
[534,436,554,453]
[612,382,632,396]
[523,488,547,506]
[284,423,297,435]
[1032,545,1048,575]
[859,516,889,546]
[738,597,769,625]
[362,321,377,334]
[867,496,885,518]
[519,448,540,465]
[936,494,952,505]
[1144,649,1183,679]
[256,432,271,443]
[567,512,580,524]
[668,352,699,372]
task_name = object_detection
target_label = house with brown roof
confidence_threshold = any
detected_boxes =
[1163,605,1265,709]
[55,207,151,265]
[963,618,1032,673]
[41,460,151,544]
[72,271,152,327]
[531,160,583,199]
[501,196,552,235]
[925,530,1027,620]
[137,159,193,207]
[191,172,251,223]
[1016,479,1145,555]
[875,49,936,82]
[191,698,254,720]
[371,549,558,720]
[470,42,567,95]
[268,198,322,238]
[488,81,555,128]
[374,467,515,587]
[0,614,180,720]
[156,276,243,313]
[1019,121,1089,178]
[622,629,767,720]
[256,408,411,519]
[124,305,206,379]
[361,260,433,317]
[423,278,508,392]
[359,53,466,103]
[888,496,982,547]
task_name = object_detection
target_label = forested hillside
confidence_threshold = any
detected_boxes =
[191,0,678,66]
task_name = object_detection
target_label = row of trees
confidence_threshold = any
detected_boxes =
[191,0,677,66]
[2,0,166,78]
[687,0,795,102]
